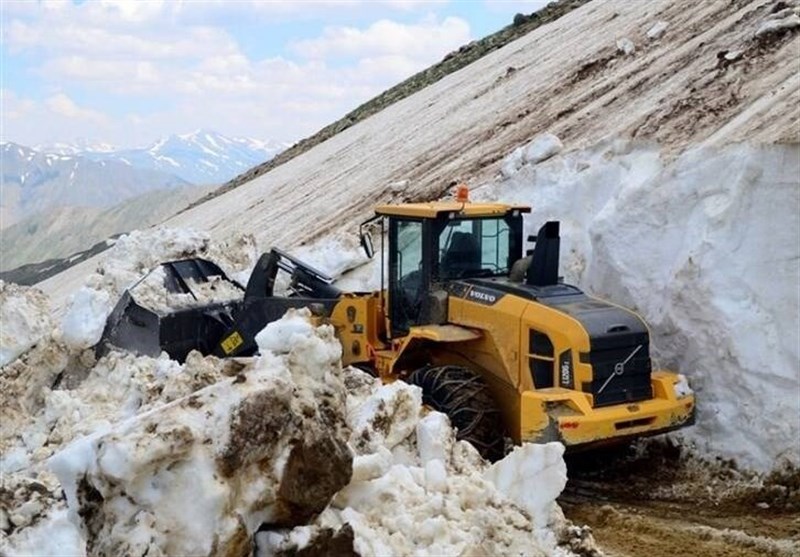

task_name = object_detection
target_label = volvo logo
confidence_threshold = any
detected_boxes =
[467,289,498,304]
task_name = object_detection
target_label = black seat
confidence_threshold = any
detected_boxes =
[441,232,482,278]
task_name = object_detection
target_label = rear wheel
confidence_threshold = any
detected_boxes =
[409,365,505,462]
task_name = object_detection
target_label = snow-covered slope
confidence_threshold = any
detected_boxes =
[81,129,290,185]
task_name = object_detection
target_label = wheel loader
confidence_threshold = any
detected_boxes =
[98,188,695,460]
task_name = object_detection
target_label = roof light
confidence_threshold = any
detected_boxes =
[455,184,470,203]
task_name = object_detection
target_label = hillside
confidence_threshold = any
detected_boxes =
[41,0,799,315]
[0,185,215,275]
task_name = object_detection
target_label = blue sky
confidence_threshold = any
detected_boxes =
[1,0,550,148]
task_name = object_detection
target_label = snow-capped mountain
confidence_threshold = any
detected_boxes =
[78,129,291,185]
[1,142,189,228]
[1,131,289,230]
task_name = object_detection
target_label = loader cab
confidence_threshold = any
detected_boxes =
[369,196,528,337]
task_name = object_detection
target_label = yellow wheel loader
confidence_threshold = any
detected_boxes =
[99,189,695,460]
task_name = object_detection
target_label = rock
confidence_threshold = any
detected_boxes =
[275,430,353,525]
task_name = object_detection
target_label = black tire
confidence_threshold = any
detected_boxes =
[409,365,505,462]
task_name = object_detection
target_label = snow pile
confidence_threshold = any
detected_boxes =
[475,136,800,471]
[130,266,244,314]
[3,309,353,556]
[258,367,579,556]
[0,282,52,367]
[2,307,586,556]
[58,227,257,347]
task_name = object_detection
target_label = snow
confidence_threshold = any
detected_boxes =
[3,0,798,551]
[755,13,800,37]
[153,154,180,167]
[485,443,567,529]
[60,287,111,349]
[258,365,578,557]
[2,306,581,556]
[0,282,52,368]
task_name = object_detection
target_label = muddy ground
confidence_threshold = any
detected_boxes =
[560,441,800,557]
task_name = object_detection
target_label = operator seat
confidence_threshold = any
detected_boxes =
[441,232,482,278]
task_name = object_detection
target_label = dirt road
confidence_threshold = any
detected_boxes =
[560,442,800,557]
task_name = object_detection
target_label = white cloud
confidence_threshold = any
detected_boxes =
[45,93,109,125]
[3,2,472,147]
[291,16,471,60]
[1,92,113,145]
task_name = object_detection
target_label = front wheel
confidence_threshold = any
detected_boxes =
[409,365,505,462]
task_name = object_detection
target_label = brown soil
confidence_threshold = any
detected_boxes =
[561,441,800,557]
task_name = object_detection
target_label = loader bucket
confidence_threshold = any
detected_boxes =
[96,258,244,363]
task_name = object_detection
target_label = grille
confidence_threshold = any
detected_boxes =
[590,340,653,407]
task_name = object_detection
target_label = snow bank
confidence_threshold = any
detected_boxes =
[475,138,800,471]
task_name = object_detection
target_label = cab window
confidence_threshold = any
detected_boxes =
[438,218,511,279]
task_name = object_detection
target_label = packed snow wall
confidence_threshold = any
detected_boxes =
[475,138,799,471]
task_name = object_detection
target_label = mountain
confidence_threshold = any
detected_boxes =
[79,129,291,185]
[0,184,216,274]
[0,142,189,228]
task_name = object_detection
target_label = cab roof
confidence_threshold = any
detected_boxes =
[374,201,531,219]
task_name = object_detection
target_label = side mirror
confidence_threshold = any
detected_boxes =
[360,231,374,259]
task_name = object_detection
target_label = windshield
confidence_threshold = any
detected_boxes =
[437,217,511,279]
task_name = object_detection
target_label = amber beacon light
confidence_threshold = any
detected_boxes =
[455,184,470,203]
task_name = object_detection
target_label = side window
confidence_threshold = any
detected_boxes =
[479,219,510,273]
[529,330,554,389]
[397,220,423,278]
[391,220,424,334]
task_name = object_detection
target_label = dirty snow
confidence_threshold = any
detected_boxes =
[256,362,580,557]
[1,290,582,556]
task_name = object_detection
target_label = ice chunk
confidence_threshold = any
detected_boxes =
[61,286,112,349]
[646,20,669,40]
[616,37,636,55]
[484,442,567,528]
[255,309,315,354]
[416,411,453,464]
[523,132,564,165]
[0,282,52,367]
